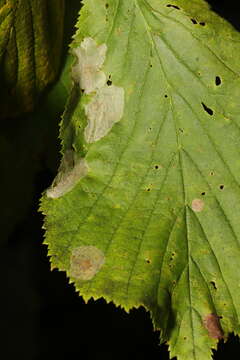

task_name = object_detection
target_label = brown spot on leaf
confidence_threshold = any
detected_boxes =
[191,198,204,212]
[70,246,105,280]
[203,314,224,339]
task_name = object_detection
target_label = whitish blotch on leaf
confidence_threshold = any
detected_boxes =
[46,150,88,199]
[72,37,125,143]
[203,314,224,339]
[191,198,204,212]
[72,37,107,94]
[85,85,124,143]
[70,246,105,280]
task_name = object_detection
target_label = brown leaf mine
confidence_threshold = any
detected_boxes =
[203,314,224,339]
[191,198,204,212]
[70,246,105,280]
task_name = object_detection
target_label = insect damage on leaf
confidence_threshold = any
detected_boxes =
[70,246,105,280]
[46,150,88,199]
[72,37,107,94]
[84,84,124,143]
[191,198,204,212]
[203,314,224,339]
[72,37,124,143]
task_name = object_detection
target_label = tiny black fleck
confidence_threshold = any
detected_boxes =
[147,188,151,192]
[179,128,184,133]
[164,94,168,98]
[210,281,217,290]
[166,4,180,10]
[107,79,112,86]
[146,259,151,264]
[155,165,159,169]
[199,22,205,26]
[219,184,224,190]
[215,76,221,86]
[191,18,198,24]
[105,3,109,8]
[201,192,206,196]
[201,102,214,116]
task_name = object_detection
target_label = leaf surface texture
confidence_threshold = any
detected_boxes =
[41,1,240,359]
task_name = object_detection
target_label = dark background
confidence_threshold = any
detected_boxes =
[4,1,240,359]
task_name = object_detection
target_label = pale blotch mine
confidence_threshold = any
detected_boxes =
[191,198,204,212]
[46,150,88,199]
[72,37,125,144]
[70,246,105,280]
[84,85,124,143]
[72,37,107,94]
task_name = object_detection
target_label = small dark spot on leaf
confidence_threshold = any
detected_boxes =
[150,64,153,68]
[201,192,206,196]
[219,184,224,190]
[147,188,151,192]
[179,128,183,133]
[148,127,152,131]
[201,102,214,116]
[199,22,206,26]
[215,76,222,86]
[146,259,151,264]
[191,18,198,24]
[183,337,187,340]
[210,171,214,176]
[210,281,217,290]
[203,314,224,339]
[81,89,84,93]
[166,4,180,10]
[107,79,112,86]
[164,94,168,98]
[105,3,109,8]
[155,165,159,170]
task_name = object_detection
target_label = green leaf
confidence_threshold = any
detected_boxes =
[0,0,65,118]
[40,0,240,359]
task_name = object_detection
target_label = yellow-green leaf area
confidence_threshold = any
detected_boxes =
[41,1,240,359]
[0,0,65,118]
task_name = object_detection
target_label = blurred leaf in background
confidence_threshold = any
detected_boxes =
[0,0,65,118]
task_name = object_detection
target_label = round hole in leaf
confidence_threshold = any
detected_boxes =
[215,76,222,86]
